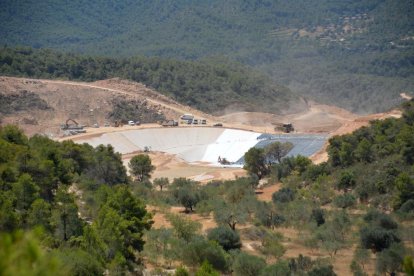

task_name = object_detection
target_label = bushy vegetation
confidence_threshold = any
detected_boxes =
[0,125,152,274]
[0,47,301,115]
[0,90,51,115]
[244,141,294,179]
[108,97,166,124]
[1,100,413,274]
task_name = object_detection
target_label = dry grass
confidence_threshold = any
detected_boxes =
[256,183,282,202]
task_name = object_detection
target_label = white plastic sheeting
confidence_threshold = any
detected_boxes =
[76,127,326,167]
[77,128,258,165]
[202,129,261,164]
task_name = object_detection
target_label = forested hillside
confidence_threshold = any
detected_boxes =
[0,47,304,114]
[1,0,413,112]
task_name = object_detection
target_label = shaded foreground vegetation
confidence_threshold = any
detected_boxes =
[1,100,414,275]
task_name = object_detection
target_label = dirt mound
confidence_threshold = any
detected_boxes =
[0,77,212,136]
[219,101,357,134]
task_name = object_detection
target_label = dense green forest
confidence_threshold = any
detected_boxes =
[2,100,412,275]
[0,47,303,115]
[0,0,413,112]
[0,126,152,274]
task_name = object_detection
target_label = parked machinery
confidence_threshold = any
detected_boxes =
[61,119,86,135]
[273,123,294,133]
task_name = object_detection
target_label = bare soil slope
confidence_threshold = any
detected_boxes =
[0,77,214,136]
[219,101,358,134]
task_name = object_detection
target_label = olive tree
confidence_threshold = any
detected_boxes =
[171,178,201,213]
[153,177,169,191]
[264,141,293,163]
[128,154,155,181]
[244,148,268,179]
[207,226,241,251]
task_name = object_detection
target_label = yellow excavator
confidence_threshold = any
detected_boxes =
[61,119,84,130]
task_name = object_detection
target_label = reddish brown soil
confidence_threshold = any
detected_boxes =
[256,183,282,202]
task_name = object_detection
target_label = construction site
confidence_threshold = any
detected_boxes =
[75,127,326,167]
[0,75,410,276]
[0,76,402,182]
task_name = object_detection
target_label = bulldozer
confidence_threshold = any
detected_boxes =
[273,122,294,133]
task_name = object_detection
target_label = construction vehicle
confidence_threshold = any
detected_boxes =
[162,120,178,127]
[61,119,84,131]
[273,123,294,133]
[218,156,231,165]
[61,119,86,135]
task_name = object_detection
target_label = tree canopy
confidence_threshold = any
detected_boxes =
[0,125,152,274]
[128,154,155,181]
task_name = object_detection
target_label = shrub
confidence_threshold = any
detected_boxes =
[399,199,414,213]
[195,261,220,276]
[207,226,241,251]
[182,238,229,272]
[272,187,295,204]
[376,243,405,275]
[288,254,313,273]
[333,193,356,209]
[232,252,266,276]
[308,265,337,276]
[363,210,398,230]
[336,171,356,191]
[360,226,401,252]
[175,266,189,276]
[310,208,325,226]
[259,260,290,276]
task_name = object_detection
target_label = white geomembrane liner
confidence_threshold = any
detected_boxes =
[202,129,261,164]
[76,128,326,167]
[76,128,261,167]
